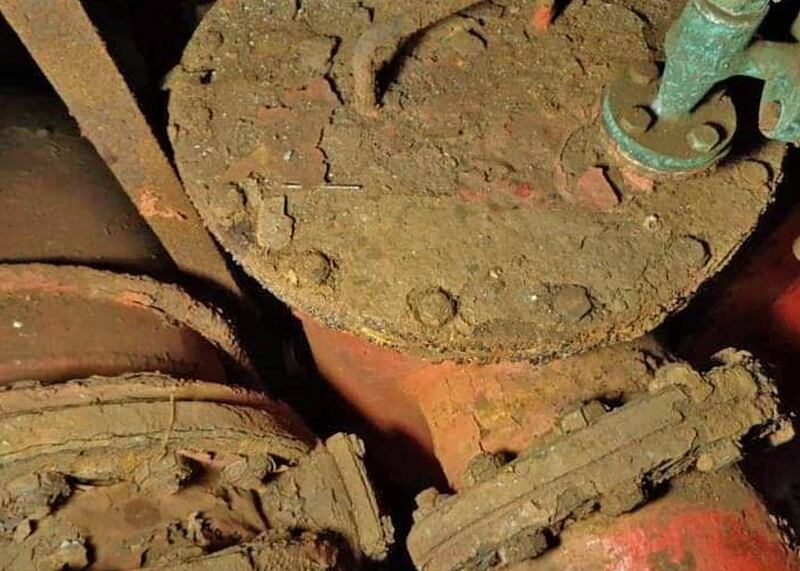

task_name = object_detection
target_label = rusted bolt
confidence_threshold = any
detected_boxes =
[696,453,715,473]
[760,100,783,133]
[650,362,712,402]
[738,160,771,189]
[627,61,660,86]
[498,528,549,565]
[411,288,457,328]
[414,487,446,522]
[686,124,721,153]
[620,106,653,135]
[559,408,589,434]
[295,251,333,286]
[464,452,511,487]
[581,400,608,423]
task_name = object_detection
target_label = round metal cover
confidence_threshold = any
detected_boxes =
[169,0,785,361]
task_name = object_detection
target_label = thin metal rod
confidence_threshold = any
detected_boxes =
[0,0,243,299]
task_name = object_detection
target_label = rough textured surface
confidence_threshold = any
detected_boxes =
[143,531,351,570]
[0,90,172,275]
[169,0,784,361]
[0,264,255,386]
[0,375,392,569]
[407,351,791,570]
[301,316,671,490]
[258,433,395,562]
[511,469,800,571]
[0,0,241,298]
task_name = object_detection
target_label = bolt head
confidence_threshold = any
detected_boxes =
[696,453,715,473]
[411,288,457,328]
[620,106,654,135]
[627,61,660,86]
[738,160,771,188]
[760,100,783,134]
[686,124,721,153]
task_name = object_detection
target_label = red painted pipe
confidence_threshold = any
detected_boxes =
[519,471,799,571]
[302,311,657,491]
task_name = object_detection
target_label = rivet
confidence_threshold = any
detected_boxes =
[686,124,721,153]
[738,160,771,189]
[627,61,660,85]
[620,106,654,135]
[411,288,457,328]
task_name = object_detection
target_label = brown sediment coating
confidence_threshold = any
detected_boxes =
[0,375,392,569]
[170,0,784,361]
[0,264,255,385]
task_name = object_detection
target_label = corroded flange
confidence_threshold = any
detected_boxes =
[0,263,255,385]
[407,351,792,570]
[169,0,785,361]
[603,72,737,172]
[0,375,393,569]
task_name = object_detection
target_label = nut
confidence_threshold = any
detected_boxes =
[464,452,511,487]
[686,124,721,153]
[498,528,549,564]
[294,251,333,287]
[627,61,660,85]
[559,408,589,434]
[650,362,712,402]
[696,453,715,473]
[411,288,458,328]
[620,106,654,135]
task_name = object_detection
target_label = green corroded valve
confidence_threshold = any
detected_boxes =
[603,0,800,173]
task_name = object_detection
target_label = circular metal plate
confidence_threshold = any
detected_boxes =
[170,0,784,361]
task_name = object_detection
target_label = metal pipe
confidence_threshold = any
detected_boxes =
[654,0,771,117]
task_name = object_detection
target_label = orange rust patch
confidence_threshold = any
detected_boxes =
[530,2,555,33]
[136,187,188,220]
[622,167,655,194]
[117,290,154,309]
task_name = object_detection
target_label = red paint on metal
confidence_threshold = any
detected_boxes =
[602,503,794,571]
[680,203,800,366]
[531,490,799,571]
[298,311,656,490]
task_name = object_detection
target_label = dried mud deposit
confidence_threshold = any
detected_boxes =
[170,0,785,361]
[0,375,392,570]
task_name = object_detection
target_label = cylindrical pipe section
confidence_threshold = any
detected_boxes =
[655,0,769,117]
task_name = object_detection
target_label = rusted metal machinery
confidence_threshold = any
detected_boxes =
[2,0,800,569]
[160,0,800,569]
[165,0,789,486]
[0,45,393,571]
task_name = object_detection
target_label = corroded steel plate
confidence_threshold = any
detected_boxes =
[170,0,784,361]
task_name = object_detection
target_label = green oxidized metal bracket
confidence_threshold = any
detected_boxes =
[604,0,800,173]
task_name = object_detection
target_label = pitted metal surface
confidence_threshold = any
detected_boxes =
[169,0,785,361]
[407,351,792,570]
